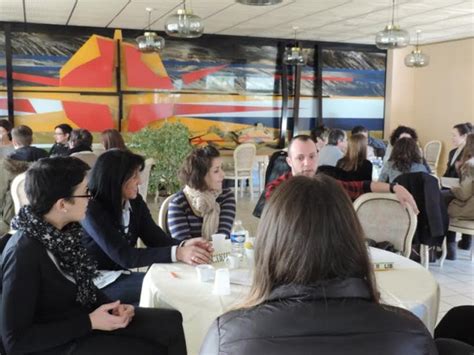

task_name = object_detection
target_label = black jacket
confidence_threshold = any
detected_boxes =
[49,142,69,157]
[443,147,464,178]
[0,232,109,354]
[81,194,180,270]
[8,146,47,162]
[395,172,449,246]
[200,278,437,355]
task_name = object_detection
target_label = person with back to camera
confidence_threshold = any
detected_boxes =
[168,146,236,242]
[50,123,72,157]
[200,175,436,355]
[0,157,187,355]
[81,149,213,305]
[444,122,473,178]
[101,129,128,151]
[318,128,347,167]
[378,137,430,183]
[384,125,420,163]
[336,133,373,181]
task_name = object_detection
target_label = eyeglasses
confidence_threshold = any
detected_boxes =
[69,194,93,200]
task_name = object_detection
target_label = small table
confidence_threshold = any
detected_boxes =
[140,248,439,355]
[219,147,277,194]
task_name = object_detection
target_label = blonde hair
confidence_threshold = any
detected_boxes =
[337,134,367,172]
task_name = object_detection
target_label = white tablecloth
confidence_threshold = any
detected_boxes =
[140,248,439,355]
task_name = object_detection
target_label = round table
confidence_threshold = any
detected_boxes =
[140,248,439,355]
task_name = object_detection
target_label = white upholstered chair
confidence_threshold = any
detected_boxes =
[70,151,98,168]
[353,193,418,258]
[424,140,442,174]
[223,143,257,200]
[158,194,175,236]
[11,172,28,215]
[439,219,474,267]
[138,158,155,200]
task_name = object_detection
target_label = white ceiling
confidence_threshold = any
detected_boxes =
[0,0,473,45]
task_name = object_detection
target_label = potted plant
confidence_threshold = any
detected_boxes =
[130,122,192,197]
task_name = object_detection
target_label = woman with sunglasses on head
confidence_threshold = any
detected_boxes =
[0,157,186,355]
[81,149,213,305]
[200,175,436,355]
[168,146,236,242]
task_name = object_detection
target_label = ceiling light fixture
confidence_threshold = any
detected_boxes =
[164,0,204,38]
[283,27,307,66]
[375,0,410,50]
[236,0,283,5]
[136,8,165,52]
[405,30,430,68]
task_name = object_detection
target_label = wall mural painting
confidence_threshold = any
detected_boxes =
[321,49,385,137]
[0,27,386,146]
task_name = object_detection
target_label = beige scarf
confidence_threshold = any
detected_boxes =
[183,185,221,241]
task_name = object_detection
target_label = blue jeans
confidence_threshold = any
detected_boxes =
[101,272,145,306]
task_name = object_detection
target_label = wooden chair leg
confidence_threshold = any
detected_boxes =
[234,178,238,201]
[249,176,254,200]
[439,238,447,268]
[420,244,429,269]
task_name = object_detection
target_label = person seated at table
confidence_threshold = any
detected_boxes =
[81,149,212,305]
[310,124,330,151]
[444,122,472,178]
[50,123,72,157]
[0,119,14,158]
[200,175,436,355]
[102,128,128,151]
[68,128,93,155]
[351,125,386,158]
[9,125,48,162]
[265,135,418,213]
[383,125,419,163]
[378,137,430,183]
[445,133,474,259]
[336,133,373,181]
[0,157,187,355]
[318,128,347,167]
[168,146,236,241]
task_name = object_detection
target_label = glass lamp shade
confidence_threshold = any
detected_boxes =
[283,47,306,66]
[375,25,410,50]
[405,49,430,68]
[236,0,283,5]
[164,9,204,38]
[136,32,165,52]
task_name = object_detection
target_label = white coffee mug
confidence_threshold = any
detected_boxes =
[196,264,215,282]
[225,255,240,269]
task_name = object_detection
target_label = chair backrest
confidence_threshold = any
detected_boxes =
[233,143,257,173]
[138,158,155,200]
[353,193,418,258]
[424,140,442,173]
[10,172,28,214]
[158,194,175,235]
[70,151,98,168]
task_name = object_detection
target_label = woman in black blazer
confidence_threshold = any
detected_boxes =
[444,123,472,178]
[0,157,186,355]
[81,149,213,305]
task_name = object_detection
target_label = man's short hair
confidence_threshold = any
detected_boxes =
[11,125,33,146]
[327,129,346,145]
[288,135,314,155]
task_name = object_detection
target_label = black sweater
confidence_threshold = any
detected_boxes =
[0,232,109,354]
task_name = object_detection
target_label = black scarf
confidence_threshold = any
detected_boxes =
[11,206,98,307]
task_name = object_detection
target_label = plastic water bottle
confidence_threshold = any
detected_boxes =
[230,220,247,260]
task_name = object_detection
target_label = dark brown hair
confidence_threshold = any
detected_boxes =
[453,122,473,137]
[460,133,474,171]
[242,175,379,308]
[70,129,93,149]
[389,125,418,146]
[101,129,127,151]
[11,125,33,146]
[389,137,422,173]
[179,145,220,191]
[337,133,367,172]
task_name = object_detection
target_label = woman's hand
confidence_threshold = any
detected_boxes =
[176,238,213,265]
[89,301,131,331]
[111,303,135,321]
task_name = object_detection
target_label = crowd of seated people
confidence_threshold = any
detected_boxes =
[0,122,473,354]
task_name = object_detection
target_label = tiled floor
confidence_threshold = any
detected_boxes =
[149,189,474,325]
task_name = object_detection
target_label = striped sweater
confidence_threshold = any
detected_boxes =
[168,188,236,241]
